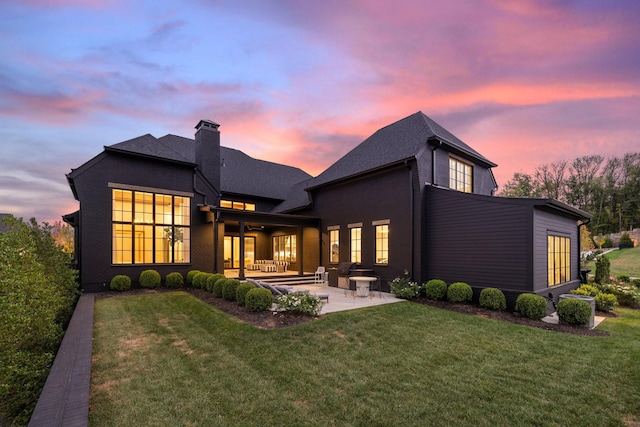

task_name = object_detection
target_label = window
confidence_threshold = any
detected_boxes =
[449,157,473,193]
[548,235,570,286]
[329,228,339,263]
[220,200,256,211]
[350,227,361,263]
[112,189,190,264]
[375,224,389,264]
[224,236,256,268]
[273,234,296,262]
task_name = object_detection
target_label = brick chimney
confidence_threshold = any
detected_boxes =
[195,119,221,192]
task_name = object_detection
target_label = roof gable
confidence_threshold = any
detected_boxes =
[308,111,496,190]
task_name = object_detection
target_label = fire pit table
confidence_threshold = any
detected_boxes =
[349,276,377,297]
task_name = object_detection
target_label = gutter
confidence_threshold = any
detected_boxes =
[578,218,591,283]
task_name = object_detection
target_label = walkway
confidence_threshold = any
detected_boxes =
[29,294,94,427]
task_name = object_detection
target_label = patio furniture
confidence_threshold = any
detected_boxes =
[314,266,326,284]
[349,276,377,297]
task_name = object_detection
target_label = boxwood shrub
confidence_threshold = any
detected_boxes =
[110,274,131,291]
[222,279,240,301]
[479,287,506,311]
[165,272,184,289]
[424,279,447,300]
[514,293,547,320]
[139,269,161,289]
[206,274,226,292]
[245,288,274,312]
[570,284,599,297]
[192,272,211,289]
[236,282,256,306]
[186,270,201,286]
[557,298,592,325]
[212,277,225,298]
[447,282,472,303]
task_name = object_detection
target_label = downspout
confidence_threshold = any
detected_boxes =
[429,138,442,186]
[578,218,591,283]
[405,159,415,277]
[193,171,209,206]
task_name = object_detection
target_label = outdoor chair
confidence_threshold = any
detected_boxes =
[314,266,326,284]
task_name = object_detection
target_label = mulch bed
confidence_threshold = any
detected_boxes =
[94,288,611,336]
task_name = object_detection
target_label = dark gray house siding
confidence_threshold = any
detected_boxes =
[299,164,414,288]
[67,151,215,292]
[425,185,587,307]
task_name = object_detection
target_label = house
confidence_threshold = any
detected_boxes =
[64,112,589,304]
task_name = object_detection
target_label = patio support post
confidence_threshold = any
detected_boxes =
[298,227,304,276]
[239,221,245,280]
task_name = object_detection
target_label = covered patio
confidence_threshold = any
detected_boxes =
[206,207,321,280]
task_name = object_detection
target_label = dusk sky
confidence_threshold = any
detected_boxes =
[1,0,639,223]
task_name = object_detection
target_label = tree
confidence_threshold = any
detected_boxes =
[533,160,567,201]
[49,221,74,254]
[565,155,603,211]
[500,172,537,198]
[0,216,79,424]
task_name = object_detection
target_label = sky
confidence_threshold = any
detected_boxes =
[1,0,639,223]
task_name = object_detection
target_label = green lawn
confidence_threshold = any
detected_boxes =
[91,292,640,426]
[586,246,640,278]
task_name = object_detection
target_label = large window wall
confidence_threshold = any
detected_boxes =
[112,188,190,264]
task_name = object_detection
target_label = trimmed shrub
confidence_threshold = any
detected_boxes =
[110,274,131,291]
[595,292,618,312]
[479,288,506,311]
[245,288,274,312]
[165,272,184,289]
[139,269,161,289]
[619,232,634,249]
[277,292,322,316]
[186,270,201,286]
[206,274,226,292]
[236,282,256,306]
[557,298,591,325]
[222,279,240,301]
[514,293,547,320]
[424,279,447,300]
[212,277,225,298]
[570,284,599,297]
[447,282,473,303]
[595,256,610,284]
[192,272,210,289]
[602,236,613,248]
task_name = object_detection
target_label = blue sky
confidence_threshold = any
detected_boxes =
[1,0,639,222]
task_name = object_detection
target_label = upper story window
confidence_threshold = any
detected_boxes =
[449,157,473,193]
[112,188,190,265]
[220,200,256,211]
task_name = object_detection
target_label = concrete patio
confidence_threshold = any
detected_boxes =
[294,284,404,314]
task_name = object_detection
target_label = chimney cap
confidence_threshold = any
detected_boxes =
[195,119,220,131]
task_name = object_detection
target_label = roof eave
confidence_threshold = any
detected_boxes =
[306,157,414,191]
[104,146,197,167]
[428,135,497,168]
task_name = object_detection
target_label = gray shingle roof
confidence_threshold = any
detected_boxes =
[307,111,496,190]
[106,134,312,201]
